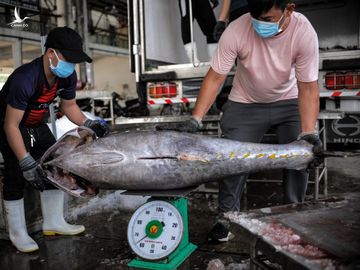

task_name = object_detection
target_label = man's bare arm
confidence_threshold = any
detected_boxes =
[297,80,320,133]
[193,67,227,119]
[60,98,87,126]
[4,105,27,160]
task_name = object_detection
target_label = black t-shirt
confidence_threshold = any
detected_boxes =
[0,56,76,126]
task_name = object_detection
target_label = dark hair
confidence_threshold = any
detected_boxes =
[247,0,289,19]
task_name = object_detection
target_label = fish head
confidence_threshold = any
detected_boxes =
[41,127,100,198]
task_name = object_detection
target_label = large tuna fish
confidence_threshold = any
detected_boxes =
[40,127,315,198]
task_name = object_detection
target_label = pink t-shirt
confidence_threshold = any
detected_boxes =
[211,12,319,103]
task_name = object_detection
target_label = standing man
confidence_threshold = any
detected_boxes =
[213,0,249,41]
[0,27,109,252]
[178,0,218,62]
[158,0,322,243]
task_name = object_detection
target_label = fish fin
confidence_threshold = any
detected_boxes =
[82,151,124,165]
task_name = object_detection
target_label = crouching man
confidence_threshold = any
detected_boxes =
[0,27,109,252]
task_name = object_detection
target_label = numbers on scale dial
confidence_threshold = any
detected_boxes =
[127,200,184,261]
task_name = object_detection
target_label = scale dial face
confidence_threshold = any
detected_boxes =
[127,200,184,260]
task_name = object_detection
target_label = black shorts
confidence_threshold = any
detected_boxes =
[0,122,56,200]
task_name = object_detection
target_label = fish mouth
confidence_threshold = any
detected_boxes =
[43,166,99,198]
[41,127,99,198]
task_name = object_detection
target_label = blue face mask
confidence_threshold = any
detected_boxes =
[49,50,76,78]
[252,14,284,38]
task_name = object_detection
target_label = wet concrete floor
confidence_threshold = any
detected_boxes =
[0,156,359,269]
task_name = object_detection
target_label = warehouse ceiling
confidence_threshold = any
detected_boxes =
[87,0,127,18]
[86,0,128,48]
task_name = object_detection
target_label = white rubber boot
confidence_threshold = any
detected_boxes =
[40,190,85,236]
[184,42,200,63]
[207,43,218,61]
[4,199,39,253]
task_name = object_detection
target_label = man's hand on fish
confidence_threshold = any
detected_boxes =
[84,119,110,138]
[298,132,323,168]
[156,116,202,133]
[213,21,226,41]
[19,153,46,191]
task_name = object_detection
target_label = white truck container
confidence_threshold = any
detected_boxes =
[128,0,360,147]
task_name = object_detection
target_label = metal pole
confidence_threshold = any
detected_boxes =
[133,0,140,83]
[314,167,319,201]
[132,0,146,104]
[39,0,57,139]
[322,119,328,196]
[64,0,69,26]
[109,96,114,125]
[188,0,199,67]
[82,0,92,88]
[249,238,256,270]
[12,39,22,68]
[358,6,360,48]
[139,0,145,74]
[75,0,87,86]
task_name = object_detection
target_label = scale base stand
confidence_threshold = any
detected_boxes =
[128,242,196,270]
[128,196,197,270]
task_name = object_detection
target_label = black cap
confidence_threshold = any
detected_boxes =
[45,27,92,63]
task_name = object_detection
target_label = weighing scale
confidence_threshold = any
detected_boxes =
[123,188,197,270]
